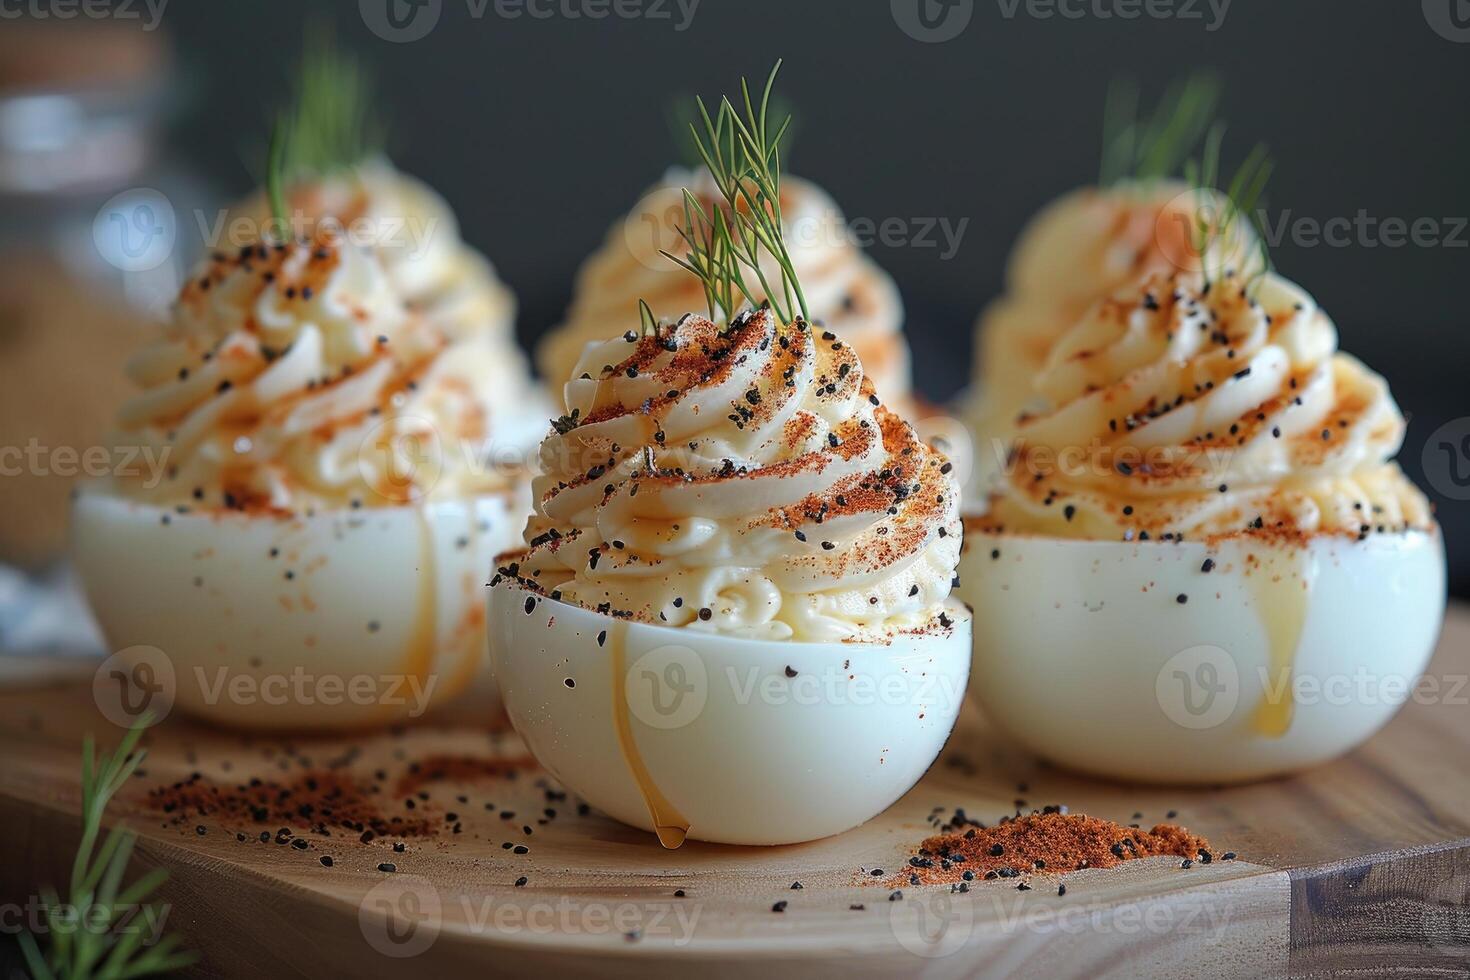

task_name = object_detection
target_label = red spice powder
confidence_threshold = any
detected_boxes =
[147,769,437,840]
[899,811,1214,886]
[393,754,535,798]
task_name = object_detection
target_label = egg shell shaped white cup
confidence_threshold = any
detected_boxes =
[73,484,528,730]
[958,529,1446,783]
[489,582,972,846]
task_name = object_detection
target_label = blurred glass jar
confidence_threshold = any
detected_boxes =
[0,21,210,568]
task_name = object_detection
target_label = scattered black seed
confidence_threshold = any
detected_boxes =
[771,901,787,913]
[320,856,333,867]
[378,863,396,873]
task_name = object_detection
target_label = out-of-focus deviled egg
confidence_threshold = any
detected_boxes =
[73,212,547,730]
[492,308,969,845]
[536,168,913,409]
[74,36,551,729]
[960,268,1445,782]
[960,77,1258,497]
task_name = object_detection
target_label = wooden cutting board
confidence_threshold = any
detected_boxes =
[2,607,1468,979]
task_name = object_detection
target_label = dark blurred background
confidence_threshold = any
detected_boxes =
[2,0,1468,594]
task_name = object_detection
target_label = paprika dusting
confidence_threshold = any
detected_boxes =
[147,769,438,840]
[897,810,1217,886]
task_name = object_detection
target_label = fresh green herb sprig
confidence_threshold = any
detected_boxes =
[278,27,384,180]
[659,61,809,328]
[1100,73,1222,187]
[1183,123,1274,294]
[19,717,197,979]
[662,188,739,324]
[266,117,289,241]
[665,92,799,172]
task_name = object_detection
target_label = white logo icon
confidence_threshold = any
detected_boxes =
[1156,644,1239,730]
[625,644,707,730]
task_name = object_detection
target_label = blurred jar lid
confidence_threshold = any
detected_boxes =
[0,21,172,196]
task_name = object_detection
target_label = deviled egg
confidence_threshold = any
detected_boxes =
[960,269,1445,782]
[536,169,913,408]
[961,178,1259,494]
[491,306,970,845]
[73,209,547,729]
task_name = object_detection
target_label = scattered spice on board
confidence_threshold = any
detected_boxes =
[394,754,535,798]
[147,769,437,839]
[893,810,1216,886]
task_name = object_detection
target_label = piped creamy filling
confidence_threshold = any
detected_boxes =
[505,308,962,643]
[982,270,1432,542]
[538,170,910,407]
[108,230,534,513]
[967,181,1261,467]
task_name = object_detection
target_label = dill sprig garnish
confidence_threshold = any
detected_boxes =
[1183,123,1274,294]
[659,61,809,327]
[266,117,289,240]
[637,298,661,338]
[19,716,198,979]
[665,92,799,171]
[1100,73,1222,187]
[662,187,738,323]
[277,27,385,180]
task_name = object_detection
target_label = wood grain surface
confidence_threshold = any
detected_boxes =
[1,607,1467,978]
